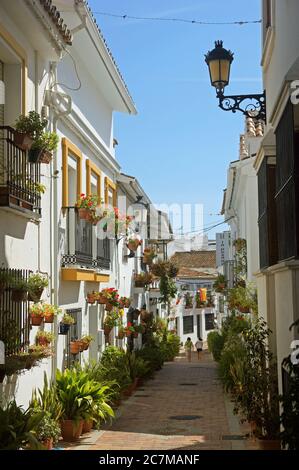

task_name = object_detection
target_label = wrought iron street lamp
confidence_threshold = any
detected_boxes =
[205,40,266,122]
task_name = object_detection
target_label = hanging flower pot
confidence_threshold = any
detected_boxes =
[14,131,34,151]
[11,288,28,302]
[104,325,112,336]
[86,292,97,304]
[31,315,44,326]
[38,150,53,164]
[28,147,43,163]
[97,294,107,304]
[140,309,152,321]
[28,288,44,302]
[105,303,113,312]
[44,313,54,323]
[127,239,142,252]
[78,208,90,220]
[70,341,80,355]
[59,322,70,335]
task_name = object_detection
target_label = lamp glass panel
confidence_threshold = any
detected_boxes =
[209,59,230,89]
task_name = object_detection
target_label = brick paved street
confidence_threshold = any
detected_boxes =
[69,351,258,451]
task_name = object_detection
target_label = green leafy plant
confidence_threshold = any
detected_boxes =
[61,313,75,325]
[207,331,225,361]
[35,331,55,345]
[28,273,48,291]
[31,131,59,152]
[30,372,63,423]
[15,111,48,138]
[35,413,61,444]
[151,260,179,278]
[0,400,45,450]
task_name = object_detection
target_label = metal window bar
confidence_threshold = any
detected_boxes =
[66,308,81,369]
[0,268,32,356]
[61,207,93,268]
[0,126,41,213]
[96,237,111,270]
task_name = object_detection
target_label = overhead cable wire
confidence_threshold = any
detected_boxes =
[90,11,262,26]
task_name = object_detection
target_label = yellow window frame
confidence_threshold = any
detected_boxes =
[104,176,117,207]
[86,159,102,202]
[62,137,82,207]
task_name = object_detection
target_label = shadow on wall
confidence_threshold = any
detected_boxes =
[0,375,17,404]
[0,211,29,267]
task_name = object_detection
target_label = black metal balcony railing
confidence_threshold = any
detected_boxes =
[62,207,111,270]
[0,268,31,356]
[0,126,41,214]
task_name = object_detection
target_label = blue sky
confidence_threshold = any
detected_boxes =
[88,0,262,237]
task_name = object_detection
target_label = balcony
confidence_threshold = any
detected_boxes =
[0,126,41,215]
[61,207,111,277]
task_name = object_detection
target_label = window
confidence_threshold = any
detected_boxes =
[104,176,117,207]
[183,316,194,334]
[66,308,82,368]
[86,159,101,200]
[62,138,82,207]
[205,313,215,331]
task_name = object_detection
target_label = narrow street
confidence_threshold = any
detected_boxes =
[72,352,257,451]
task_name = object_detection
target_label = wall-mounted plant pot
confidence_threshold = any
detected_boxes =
[59,323,70,335]
[140,310,152,321]
[104,326,112,336]
[86,295,96,304]
[28,148,43,163]
[78,208,89,220]
[14,131,33,151]
[238,307,250,314]
[105,303,113,312]
[11,289,28,302]
[39,150,52,164]
[44,314,54,323]
[97,296,106,305]
[37,338,51,347]
[70,341,80,354]
[117,332,124,339]
[31,315,43,326]
[28,288,44,302]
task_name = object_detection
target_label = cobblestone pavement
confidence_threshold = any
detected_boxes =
[69,351,258,451]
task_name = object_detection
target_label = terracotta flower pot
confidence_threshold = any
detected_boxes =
[70,341,80,354]
[60,420,83,442]
[78,208,89,220]
[128,242,139,251]
[105,303,113,312]
[37,337,51,347]
[28,288,44,302]
[31,315,43,326]
[39,150,52,164]
[82,419,93,434]
[42,438,53,450]
[86,294,96,304]
[14,131,33,151]
[104,326,112,336]
[135,281,145,288]
[117,332,124,339]
[44,314,54,323]
[97,295,107,304]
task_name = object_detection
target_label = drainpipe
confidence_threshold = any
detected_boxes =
[48,62,72,382]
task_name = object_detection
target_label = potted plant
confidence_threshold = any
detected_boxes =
[43,304,61,323]
[28,273,49,302]
[101,287,119,311]
[0,270,12,295]
[213,274,227,293]
[80,335,94,351]
[143,247,156,265]
[150,260,179,278]
[59,313,75,334]
[29,303,44,326]
[127,238,142,252]
[28,131,59,164]
[184,292,193,309]
[70,339,81,355]
[11,278,28,302]
[86,291,97,304]
[134,272,153,288]
[36,331,55,347]
[76,193,100,220]
[103,308,120,335]
[35,413,61,450]
[124,323,135,337]
[14,111,47,151]
[116,326,125,339]
[140,309,152,322]
[119,296,131,309]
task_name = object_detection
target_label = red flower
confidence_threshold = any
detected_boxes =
[127,322,132,327]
